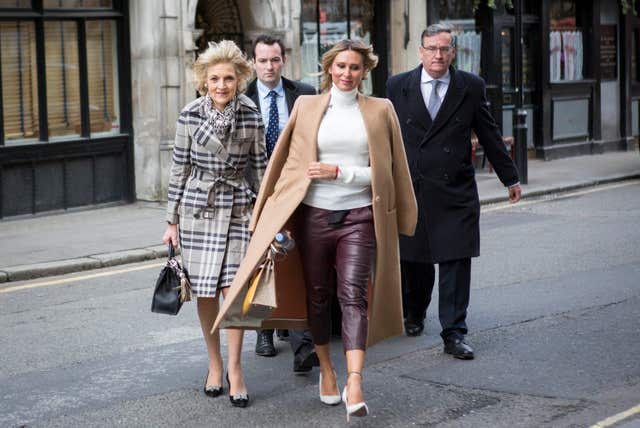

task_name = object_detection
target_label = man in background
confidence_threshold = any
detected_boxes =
[245,34,318,372]
[386,23,521,360]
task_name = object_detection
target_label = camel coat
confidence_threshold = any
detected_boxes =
[212,92,417,347]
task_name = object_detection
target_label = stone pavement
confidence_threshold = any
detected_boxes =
[0,150,638,283]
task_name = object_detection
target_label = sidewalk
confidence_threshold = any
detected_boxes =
[1,150,638,283]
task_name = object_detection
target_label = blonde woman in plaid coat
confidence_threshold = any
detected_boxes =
[162,41,266,408]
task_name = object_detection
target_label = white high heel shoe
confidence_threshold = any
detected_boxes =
[342,372,369,421]
[318,371,341,405]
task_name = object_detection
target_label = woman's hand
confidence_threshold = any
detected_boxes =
[162,224,179,248]
[307,162,338,180]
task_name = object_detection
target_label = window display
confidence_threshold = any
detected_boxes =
[438,0,481,75]
[549,0,583,82]
[0,21,38,142]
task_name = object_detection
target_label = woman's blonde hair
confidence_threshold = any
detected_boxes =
[193,40,253,96]
[319,39,379,93]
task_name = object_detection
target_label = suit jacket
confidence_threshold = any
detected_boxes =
[386,65,519,263]
[212,92,417,347]
[245,76,316,117]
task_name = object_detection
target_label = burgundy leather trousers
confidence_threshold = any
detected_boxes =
[296,204,376,351]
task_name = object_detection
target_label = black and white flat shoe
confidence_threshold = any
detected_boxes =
[226,372,250,408]
[203,370,223,397]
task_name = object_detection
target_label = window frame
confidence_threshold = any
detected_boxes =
[0,0,126,146]
[299,0,387,96]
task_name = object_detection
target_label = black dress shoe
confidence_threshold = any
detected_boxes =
[444,337,475,360]
[203,370,223,397]
[276,329,290,341]
[293,344,320,373]
[255,330,277,357]
[404,317,425,337]
[226,372,249,408]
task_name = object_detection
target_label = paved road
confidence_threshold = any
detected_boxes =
[1,181,639,427]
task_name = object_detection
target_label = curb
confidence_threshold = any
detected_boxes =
[0,245,169,284]
[1,174,638,285]
[478,174,640,206]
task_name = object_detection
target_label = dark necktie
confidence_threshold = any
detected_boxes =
[265,90,279,158]
[427,79,442,119]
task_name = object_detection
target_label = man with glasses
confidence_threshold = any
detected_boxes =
[245,35,318,372]
[385,23,521,360]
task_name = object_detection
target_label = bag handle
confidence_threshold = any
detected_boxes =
[168,242,175,259]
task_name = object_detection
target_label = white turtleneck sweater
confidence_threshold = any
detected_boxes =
[302,85,372,210]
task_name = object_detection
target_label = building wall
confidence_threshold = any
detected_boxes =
[389,0,428,76]
[237,0,303,80]
[131,0,424,202]
[130,0,198,202]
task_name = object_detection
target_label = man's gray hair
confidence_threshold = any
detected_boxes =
[421,23,455,46]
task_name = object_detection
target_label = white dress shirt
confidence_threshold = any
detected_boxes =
[256,79,289,134]
[420,67,450,114]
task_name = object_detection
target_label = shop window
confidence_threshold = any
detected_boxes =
[549,0,584,82]
[349,0,374,94]
[86,20,119,135]
[0,21,39,142]
[437,0,481,75]
[301,0,375,93]
[0,0,30,7]
[45,21,81,139]
[44,0,112,8]
[0,15,123,144]
[505,1,540,15]
[438,0,474,20]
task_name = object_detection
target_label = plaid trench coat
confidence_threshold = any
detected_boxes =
[166,94,267,297]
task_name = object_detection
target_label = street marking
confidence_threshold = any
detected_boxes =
[590,403,640,428]
[0,262,162,294]
[482,180,640,213]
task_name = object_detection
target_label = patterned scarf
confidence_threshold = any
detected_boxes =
[204,94,236,140]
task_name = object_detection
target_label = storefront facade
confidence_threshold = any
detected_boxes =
[1,0,636,217]
[428,0,639,160]
[0,0,133,218]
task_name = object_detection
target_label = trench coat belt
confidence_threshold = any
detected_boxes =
[191,169,254,218]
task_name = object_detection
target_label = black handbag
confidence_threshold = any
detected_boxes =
[151,243,192,315]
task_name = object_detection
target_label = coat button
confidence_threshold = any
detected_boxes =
[443,173,450,181]
[375,195,381,203]
[443,146,451,153]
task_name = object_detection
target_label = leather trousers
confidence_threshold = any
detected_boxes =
[296,204,375,351]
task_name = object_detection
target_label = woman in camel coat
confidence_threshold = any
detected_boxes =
[213,40,416,418]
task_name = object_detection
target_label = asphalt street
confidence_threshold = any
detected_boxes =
[1,181,639,428]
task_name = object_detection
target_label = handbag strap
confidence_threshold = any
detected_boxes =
[168,243,175,259]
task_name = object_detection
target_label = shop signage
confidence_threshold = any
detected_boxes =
[600,25,617,80]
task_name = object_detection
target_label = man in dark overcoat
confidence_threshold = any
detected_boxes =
[386,23,522,359]
[245,34,318,371]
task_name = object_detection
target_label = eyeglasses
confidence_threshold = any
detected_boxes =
[421,45,453,55]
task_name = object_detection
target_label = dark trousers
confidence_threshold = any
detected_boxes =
[297,204,375,351]
[401,258,471,340]
[259,328,313,354]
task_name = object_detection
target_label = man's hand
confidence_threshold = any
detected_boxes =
[508,184,522,204]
